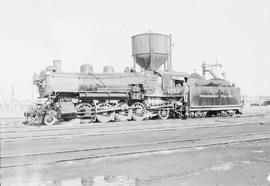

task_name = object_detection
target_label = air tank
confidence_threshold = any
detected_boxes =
[80,64,93,74]
[103,66,115,73]
[132,33,172,71]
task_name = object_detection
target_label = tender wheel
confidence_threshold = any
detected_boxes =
[157,108,170,120]
[189,112,195,118]
[227,110,235,117]
[201,111,207,118]
[76,103,96,121]
[221,111,228,117]
[131,102,146,121]
[43,112,57,125]
[96,103,114,123]
[115,103,131,122]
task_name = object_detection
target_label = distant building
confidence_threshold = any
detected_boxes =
[243,95,270,106]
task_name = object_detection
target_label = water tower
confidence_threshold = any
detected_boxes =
[131,33,172,71]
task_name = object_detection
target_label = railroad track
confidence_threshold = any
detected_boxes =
[0,107,269,132]
[0,117,220,132]
[1,113,269,136]
[1,131,270,169]
[0,111,267,131]
[1,120,269,142]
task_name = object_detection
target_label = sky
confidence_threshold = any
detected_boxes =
[0,0,269,100]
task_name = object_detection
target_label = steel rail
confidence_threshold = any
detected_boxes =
[0,112,268,132]
[1,121,269,142]
[1,131,270,169]
[2,115,267,134]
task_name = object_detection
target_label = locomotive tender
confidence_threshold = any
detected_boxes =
[25,33,242,125]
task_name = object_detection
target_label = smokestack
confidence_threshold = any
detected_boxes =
[53,60,61,72]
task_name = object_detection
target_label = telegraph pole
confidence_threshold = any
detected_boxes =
[11,85,14,107]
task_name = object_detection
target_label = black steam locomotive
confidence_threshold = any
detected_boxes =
[24,33,242,125]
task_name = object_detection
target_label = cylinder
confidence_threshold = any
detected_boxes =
[103,66,115,73]
[53,60,61,72]
[80,64,93,74]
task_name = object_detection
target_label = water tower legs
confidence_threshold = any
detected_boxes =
[167,34,172,71]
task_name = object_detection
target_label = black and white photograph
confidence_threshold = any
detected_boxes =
[0,0,270,185]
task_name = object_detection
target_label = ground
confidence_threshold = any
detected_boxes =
[1,106,270,186]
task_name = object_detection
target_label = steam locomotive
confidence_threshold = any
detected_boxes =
[24,33,242,125]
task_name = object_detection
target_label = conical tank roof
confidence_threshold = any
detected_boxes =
[132,33,171,71]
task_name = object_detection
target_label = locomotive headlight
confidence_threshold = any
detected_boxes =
[24,111,30,117]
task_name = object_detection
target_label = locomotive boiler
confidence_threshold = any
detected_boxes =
[24,33,242,125]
